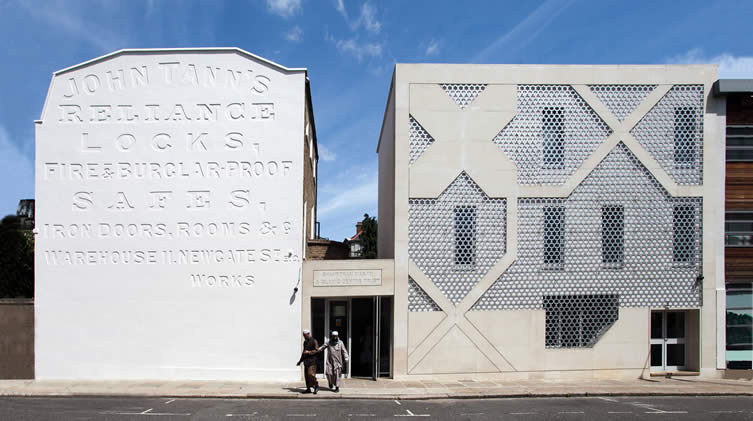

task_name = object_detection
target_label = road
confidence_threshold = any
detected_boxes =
[1,396,752,420]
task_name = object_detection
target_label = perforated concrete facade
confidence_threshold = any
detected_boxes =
[379,64,725,379]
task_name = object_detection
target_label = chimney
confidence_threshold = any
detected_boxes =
[356,222,363,234]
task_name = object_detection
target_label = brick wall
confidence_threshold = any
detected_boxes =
[307,239,349,260]
[0,299,34,379]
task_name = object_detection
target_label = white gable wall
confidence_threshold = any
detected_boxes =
[35,50,305,381]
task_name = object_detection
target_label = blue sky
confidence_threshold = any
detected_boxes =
[0,0,751,241]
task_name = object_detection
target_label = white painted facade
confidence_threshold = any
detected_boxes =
[35,49,308,381]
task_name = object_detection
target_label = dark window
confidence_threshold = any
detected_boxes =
[673,205,696,263]
[544,294,619,348]
[726,211,753,247]
[454,205,476,267]
[674,106,698,165]
[726,283,752,369]
[726,125,753,162]
[601,205,624,266]
[543,205,564,268]
[542,106,565,169]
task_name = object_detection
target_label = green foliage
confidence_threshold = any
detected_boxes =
[0,215,34,298]
[360,213,377,259]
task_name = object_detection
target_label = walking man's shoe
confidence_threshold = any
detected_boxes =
[334,386,339,393]
[313,385,319,394]
[302,388,312,394]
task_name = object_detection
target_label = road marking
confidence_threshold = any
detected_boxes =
[558,411,584,414]
[645,411,688,414]
[394,400,402,405]
[710,410,745,414]
[598,397,618,402]
[164,399,176,404]
[628,402,688,414]
[395,409,430,417]
[226,414,258,418]
[347,414,376,417]
[287,415,316,417]
[142,409,153,414]
[98,410,191,416]
[510,412,537,415]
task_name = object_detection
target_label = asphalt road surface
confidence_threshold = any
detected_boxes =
[1,396,752,420]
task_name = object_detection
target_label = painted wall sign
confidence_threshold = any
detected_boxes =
[35,49,306,381]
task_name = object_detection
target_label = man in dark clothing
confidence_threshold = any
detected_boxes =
[296,329,320,394]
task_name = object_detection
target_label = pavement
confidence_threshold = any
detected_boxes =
[0,376,751,400]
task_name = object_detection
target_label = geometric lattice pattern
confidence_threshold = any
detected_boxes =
[409,115,435,166]
[472,143,702,310]
[408,277,441,312]
[440,83,487,109]
[493,85,613,184]
[589,85,657,121]
[544,294,619,348]
[409,172,507,305]
[630,85,704,185]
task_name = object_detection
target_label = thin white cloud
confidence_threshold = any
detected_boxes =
[355,3,381,34]
[330,37,383,62]
[266,0,302,18]
[18,0,124,51]
[318,172,377,218]
[335,0,347,19]
[425,39,440,56]
[318,144,336,162]
[335,1,381,34]
[284,25,304,42]
[0,125,34,218]
[665,49,753,78]
[473,0,573,63]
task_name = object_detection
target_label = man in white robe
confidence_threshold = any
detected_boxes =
[320,331,349,392]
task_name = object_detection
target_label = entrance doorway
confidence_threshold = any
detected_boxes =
[311,296,392,379]
[650,310,687,371]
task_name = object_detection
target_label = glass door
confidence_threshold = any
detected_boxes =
[650,310,686,371]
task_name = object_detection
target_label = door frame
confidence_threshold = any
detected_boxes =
[650,310,687,371]
[321,297,384,380]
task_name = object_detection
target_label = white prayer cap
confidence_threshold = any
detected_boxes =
[302,329,310,334]
[331,331,339,336]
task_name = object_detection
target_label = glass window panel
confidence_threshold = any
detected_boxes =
[666,343,685,367]
[666,312,685,339]
[651,312,663,339]
[542,106,565,169]
[674,106,697,164]
[454,205,477,266]
[726,309,753,326]
[601,205,624,265]
[726,149,753,161]
[727,291,753,309]
[727,126,753,136]
[726,212,753,221]
[726,222,753,231]
[726,326,753,350]
[543,206,564,267]
[650,344,663,367]
[673,205,695,263]
[726,234,753,246]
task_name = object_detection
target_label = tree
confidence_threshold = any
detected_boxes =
[0,215,34,298]
[359,213,377,259]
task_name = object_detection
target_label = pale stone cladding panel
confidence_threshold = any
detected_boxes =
[386,64,724,378]
[35,49,307,381]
